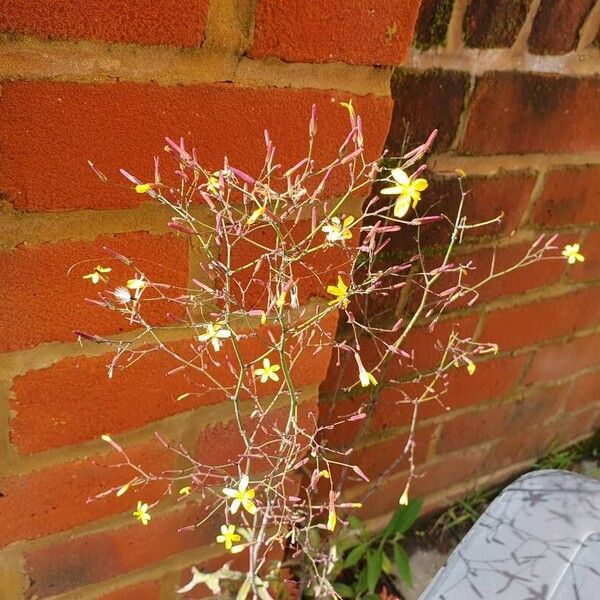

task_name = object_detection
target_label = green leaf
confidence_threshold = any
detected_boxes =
[344,543,368,568]
[383,499,423,538]
[355,567,368,596]
[382,552,393,575]
[332,582,355,598]
[393,542,412,587]
[366,549,383,594]
[348,515,365,531]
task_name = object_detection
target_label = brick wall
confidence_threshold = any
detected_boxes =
[1,1,599,597]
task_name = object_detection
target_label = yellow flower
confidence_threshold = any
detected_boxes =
[197,322,232,352]
[179,486,192,496]
[135,183,153,194]
[466,360,476,376]
[247,205,265,225]
[133,501,151,525]
[254,358,280,384]
[327,508,337,532]
[207,173,220,194]
[562,243,585,265]
[276,291,287,308]
[83,265,112,284]
[216,524,241,551]
[340,99,355,117]
[223,475,257,515]
[127,277,147,299]
[327,276,350,309]
[381,168,428,218]
[399,487,409,506]
[322,216,354,243]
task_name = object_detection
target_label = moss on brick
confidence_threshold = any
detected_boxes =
[413,0,454,50]
[463,0,532,48]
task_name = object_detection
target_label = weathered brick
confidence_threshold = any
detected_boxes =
[387,69,469,153]
[480,287,600,351]
[525,331,600,385]
[436,383,567,454]
[0,0,209,47]
[413,0,454,50]
[25,505,213,598]
[0,82,391,212]
[485,425,557,470]
[320,316,479,394]
[0,442,172,547]
[463,0,532,48]
[11,318,335,453]
[566,369,600,412]
[98,581,161,600]
[461,73,600,155]
[528,0,595,54]
[0,232,188,352]
[419,240,567,311]
[380,171,536,257]
[250,0,422,66]
[534,166,600,227]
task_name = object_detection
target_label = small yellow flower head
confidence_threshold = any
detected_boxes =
[275,291,287,308]
[133,500,151,525]
[179,486,192,496]
[319,469,331,479]
[100,434,112,443]
[197,322,232,352]
[127,277,147,299]
[216,524,241,551]
[135,183,153,194]
[327,508,337,532]
[116,483,130,497]
[562,243,585,265]
[207,173,220,194]
[254,358,281,384]
[381,168,428,219]
[340,99,355,118]
[327,276,350,309]
[322,216,354,243]
[83,265,112,285]
[247,206,265,225]
[260,311,267,325]
[355,353,377,387]
[223,475,257,515]
[466,360,476,376]
[399,486,409,506]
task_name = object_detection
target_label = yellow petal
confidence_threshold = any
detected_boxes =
[135,183,153,194]
[380,185,403,196]
[391,168,410,185]
[412,178,428,191]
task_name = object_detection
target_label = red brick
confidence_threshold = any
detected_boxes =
[560,405,600,442]
[534,166,600,227]
[98,581,161,600]
[528,0,595,54]
[387,69,469,153]
[413,0,454,50]
[369,354,529,434]
[480,287,600,352]
[436,383,567,454]
[380,171,536,257]
[524,330,600,385]
[485,425,557,470]
[0,0,209,47]
[566,369,600,411]
[11,317,335,453]
[0,442,172,547]
[0,82,391,212]
[0,232,188,352]
[461,73,600,155]
[25,504,214,598]
[572,230,600,282]
[463,0,532,48]
[250,0,421,66]
[320,316,479,394]
[195,396,319,478]
[222,219,353,311]
[354,448,486,520]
